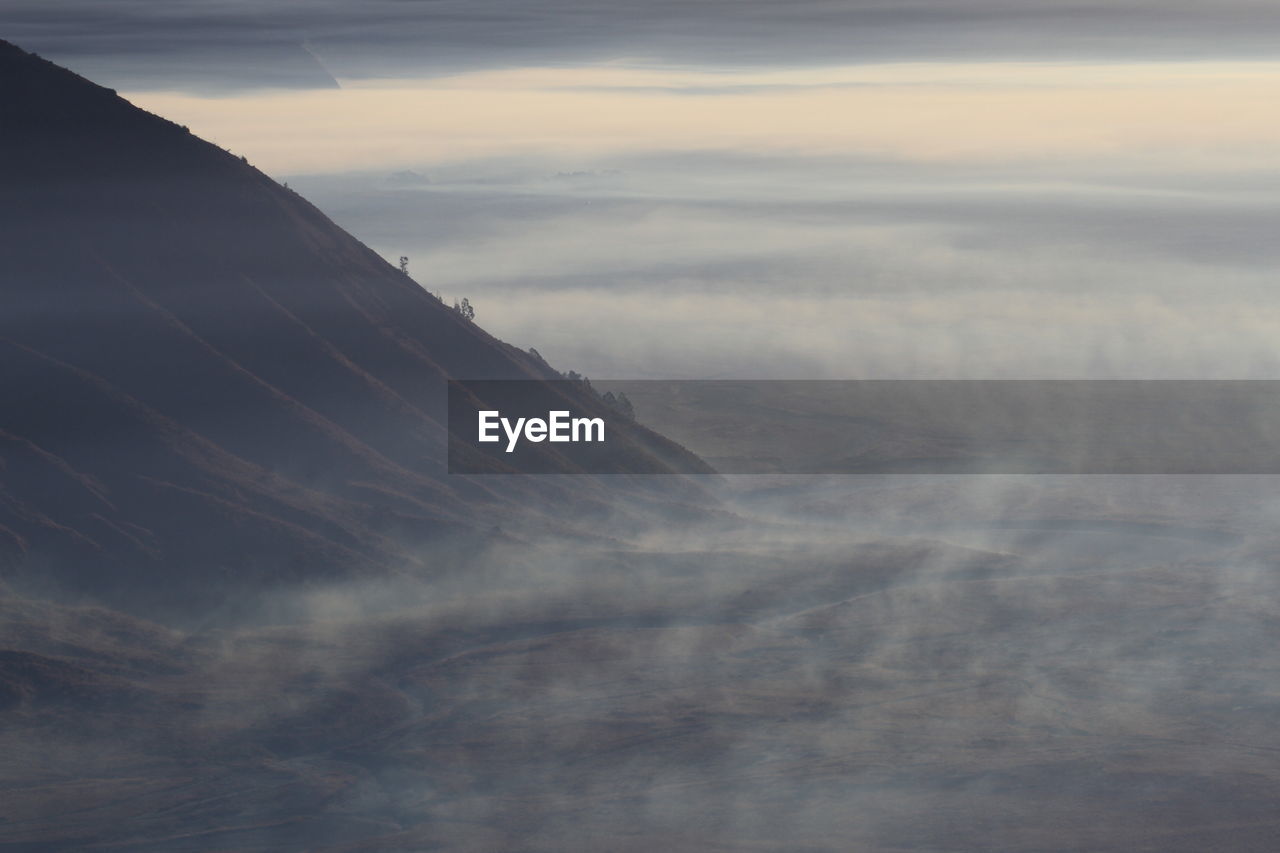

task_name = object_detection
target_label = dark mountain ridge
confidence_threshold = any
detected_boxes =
[0,39,709,616]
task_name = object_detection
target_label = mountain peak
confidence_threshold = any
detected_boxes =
[0,40,708,616]
[2,37,138,128]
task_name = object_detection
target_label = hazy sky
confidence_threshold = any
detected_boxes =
[10,2,1280,379]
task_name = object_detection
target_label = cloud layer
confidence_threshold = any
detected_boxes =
[8,0,1280,91]
[282,142,1280,379]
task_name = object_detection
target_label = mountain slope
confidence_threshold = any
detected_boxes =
[0,39,709,616]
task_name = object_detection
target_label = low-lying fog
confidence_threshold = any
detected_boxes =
[7,474,1280,851]
[289,151,1280,382]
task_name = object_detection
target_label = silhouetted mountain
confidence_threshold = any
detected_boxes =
[0,39,709,616]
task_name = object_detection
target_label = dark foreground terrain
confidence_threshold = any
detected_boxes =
[5,476,1280,852]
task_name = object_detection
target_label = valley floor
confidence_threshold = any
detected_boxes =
[4,476,1280,851]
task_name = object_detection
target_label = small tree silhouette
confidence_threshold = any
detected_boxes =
[453,297,475,321]
[601,391,635,419]
[398,256,410,275]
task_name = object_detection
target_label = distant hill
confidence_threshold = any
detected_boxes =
[0,39,709,616]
